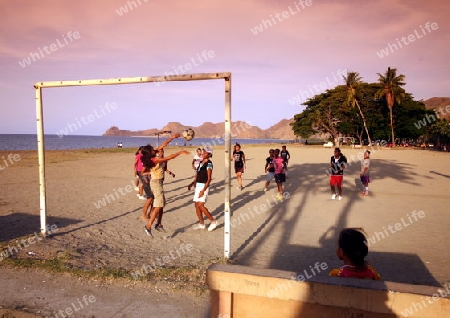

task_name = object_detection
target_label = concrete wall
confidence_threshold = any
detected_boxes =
[207,264,450,318]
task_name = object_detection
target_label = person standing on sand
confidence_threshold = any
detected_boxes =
[329,147,347,201]
[188,147,218,231]
[134,146,145,200]
[192,148,203,173]
[231,143,246,190]
[263,149,275,192]
[360,150,370,196]
[272,148,286,201]
[148,148,176,229]
[280,145,290,177]
[141,134,189,237]
[140,167,154,220]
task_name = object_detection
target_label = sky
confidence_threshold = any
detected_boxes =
[0,0,449,135]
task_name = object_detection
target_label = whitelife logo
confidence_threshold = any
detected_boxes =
[18,31,81,68]
[376,22,438,58]
[250,0,313,35]
[56,102,118,138]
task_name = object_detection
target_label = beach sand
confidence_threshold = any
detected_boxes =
[0,144,449,316]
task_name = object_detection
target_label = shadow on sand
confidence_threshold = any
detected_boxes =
[216,158,444,317]
[231,159,442,285]
[0,212,83,242]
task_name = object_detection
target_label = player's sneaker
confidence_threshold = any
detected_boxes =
[192,223,206,230]
[154,224,166,232]
[144,226,153,237]
[331,194,336,200]
[263,187,268,192]
[208,221,218,232]
[337,195,342,201]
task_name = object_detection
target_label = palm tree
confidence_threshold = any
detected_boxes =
[343,72,371,145]
[375,67,406,146]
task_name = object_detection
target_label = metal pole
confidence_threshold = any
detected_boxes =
[224,75,232,258]
[34,72,231,88]
[35,86,47,235]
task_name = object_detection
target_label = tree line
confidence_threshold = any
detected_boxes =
[291,67,450,148]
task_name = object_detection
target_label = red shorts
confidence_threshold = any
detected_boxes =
[330,175,343,187]
[235,166,245,174]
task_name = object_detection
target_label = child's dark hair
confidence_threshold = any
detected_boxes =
[141,145,156,169]
[334,147,345,157]
[338,228,368,267]
[135,146,143,155]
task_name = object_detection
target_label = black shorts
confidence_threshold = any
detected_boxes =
[142,183,154,199]
[235,166,244,174]
[360,175,370,184]
[138,172,149,184]
[275,173,286,183]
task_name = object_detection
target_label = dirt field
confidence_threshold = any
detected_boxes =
[0,145,449,316]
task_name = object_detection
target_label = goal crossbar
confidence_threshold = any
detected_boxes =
[34,72,231,88]
[35,72,232,257]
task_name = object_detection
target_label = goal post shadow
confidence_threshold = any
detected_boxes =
[34,72,233,257]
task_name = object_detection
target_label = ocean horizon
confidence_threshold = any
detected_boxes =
[0,134,297,151]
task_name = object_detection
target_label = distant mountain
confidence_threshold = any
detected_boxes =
[103,119,297,139]
[104,97,448,139]
[423,97,450,118]
[265,119,297,140]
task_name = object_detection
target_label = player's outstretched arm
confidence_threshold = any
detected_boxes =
[157,133,181,150]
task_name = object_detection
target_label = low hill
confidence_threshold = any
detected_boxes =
[103,119,297,139]
[265,118,296,140]
[423,97,450,118]
[103,97,449,138]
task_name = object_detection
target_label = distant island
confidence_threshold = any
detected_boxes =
[103,119,297,140]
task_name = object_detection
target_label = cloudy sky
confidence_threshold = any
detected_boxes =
[0,0,449,135]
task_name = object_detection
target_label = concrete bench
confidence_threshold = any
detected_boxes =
[207,264,450,318]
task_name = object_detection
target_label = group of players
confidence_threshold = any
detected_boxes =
[132,139,293,237]
[232,143,291,201]
[261,146,290,200]
[329,147,371,201]
[133,136,371,238]
[133,135,218,237]
[132,137,379,281]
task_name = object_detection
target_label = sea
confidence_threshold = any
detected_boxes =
[0,134,296,151]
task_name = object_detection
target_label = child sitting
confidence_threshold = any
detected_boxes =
[329,228,381,280]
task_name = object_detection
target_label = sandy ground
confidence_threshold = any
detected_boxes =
[0,144,449,316]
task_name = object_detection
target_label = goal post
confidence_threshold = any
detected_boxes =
[34,72,233,258]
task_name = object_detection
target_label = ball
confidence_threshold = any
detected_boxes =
[182,128,195,141]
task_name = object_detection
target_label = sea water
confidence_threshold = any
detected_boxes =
[0,134,295,151]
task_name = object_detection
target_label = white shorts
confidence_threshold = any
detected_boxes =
[193,183,209,203]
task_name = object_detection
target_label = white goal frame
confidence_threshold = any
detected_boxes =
[34,72,233,257]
